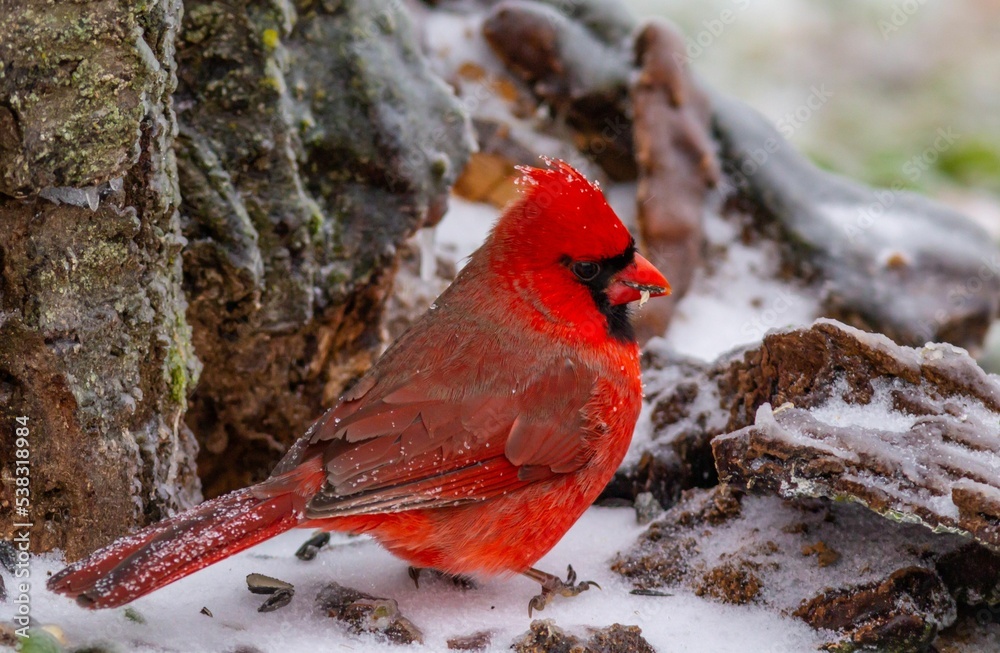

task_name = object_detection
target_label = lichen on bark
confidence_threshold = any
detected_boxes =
[0,0,201,558]
[174,0,473,497]
[0,0,471,554]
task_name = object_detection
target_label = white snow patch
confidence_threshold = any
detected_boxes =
[2,508,822,652]
[661,212,819,362]
[809,378,918,433]
[432,195,498,271]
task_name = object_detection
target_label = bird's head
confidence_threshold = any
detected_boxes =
[485,159,671,343]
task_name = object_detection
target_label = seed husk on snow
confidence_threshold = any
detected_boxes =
[246,573,294,595]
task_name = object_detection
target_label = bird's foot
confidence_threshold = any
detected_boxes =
[524,565,600,617]
[407,566,477,590]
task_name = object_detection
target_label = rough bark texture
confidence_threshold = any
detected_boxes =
[0,0,201,558]
[0,0,472,553]
[174,0,472,498]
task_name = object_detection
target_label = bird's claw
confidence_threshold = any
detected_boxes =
[526,565,600,617]
[527,593,547,617]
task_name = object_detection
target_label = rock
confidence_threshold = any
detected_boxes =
[585,624,657,653]
[711,90,1000,352]
[712,320,1000,549]
[631,20,720,341]
[511,620,655,653]
[599,352,723,510]
[615,319,1000,648]
[598,449,696,513]
[613,486,969,652]
[794,567,952,652]
[315,582,423,645]
[446,630,493,651]
[482,1,636,180]
[634,491,664,525]
[618,320,1000,546]
[936,544,1000,606]
[175,0,473,498]
[510,620,580,653]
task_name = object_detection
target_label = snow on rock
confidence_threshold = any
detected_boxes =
[511,620,654,653]
[657,207,820,362]
[606,316,1000,650]
[613,484,1000,651]
[713,320,1000,549]
[711,88,1000,353]
[614,320,1000,543]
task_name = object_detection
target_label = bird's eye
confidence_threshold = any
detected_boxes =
[572,261,601,281]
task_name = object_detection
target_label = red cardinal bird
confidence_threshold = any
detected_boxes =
[48,159,670,614]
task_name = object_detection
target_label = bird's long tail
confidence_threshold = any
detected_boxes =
[47,487,300,609]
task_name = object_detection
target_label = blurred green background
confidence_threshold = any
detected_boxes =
[624,0,1000,236]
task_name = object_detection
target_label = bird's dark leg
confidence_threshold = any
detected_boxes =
[407,566,477,590]
[295,531,331,561]
[524,565,600,616]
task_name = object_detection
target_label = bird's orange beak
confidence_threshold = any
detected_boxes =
[606,253,671,307]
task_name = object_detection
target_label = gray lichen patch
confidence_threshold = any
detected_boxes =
[174,0,472,497]
[0,1,172,194]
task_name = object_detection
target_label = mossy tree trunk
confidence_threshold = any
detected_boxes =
[175,0,471,498]
[0,0,200,559]
[0,0,471,558]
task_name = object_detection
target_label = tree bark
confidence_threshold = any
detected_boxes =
[0,0,472,556]
[0,0,200,559]
[175,0,472,498]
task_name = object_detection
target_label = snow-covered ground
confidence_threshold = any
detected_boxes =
[4,508,822,652]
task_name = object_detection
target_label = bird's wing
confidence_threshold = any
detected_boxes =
[294,355,599,519]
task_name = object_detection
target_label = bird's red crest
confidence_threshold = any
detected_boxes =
[492,158,633,264]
